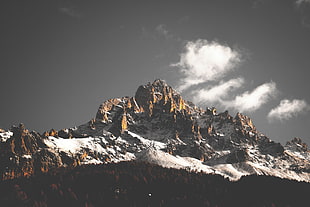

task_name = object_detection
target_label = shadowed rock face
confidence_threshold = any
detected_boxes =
[286,137,309,152]
[226,149,250,164]
[0,80,309,181]
[0,124,43,179]
[10,125,38,154]
[0,124,68,180]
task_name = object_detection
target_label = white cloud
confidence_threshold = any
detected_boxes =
[171,39,280,113]
[171,39,241,92]
[225,81,277,112]
[268,99,310,121]
[192,77,244,104]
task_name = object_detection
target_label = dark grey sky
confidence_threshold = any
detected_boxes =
[1,0,310,145]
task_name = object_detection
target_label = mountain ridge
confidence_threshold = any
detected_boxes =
[0,79,309,181]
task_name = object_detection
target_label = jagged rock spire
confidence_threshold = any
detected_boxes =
[134,79,188,116]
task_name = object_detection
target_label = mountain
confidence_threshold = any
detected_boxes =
[0,79,309,182]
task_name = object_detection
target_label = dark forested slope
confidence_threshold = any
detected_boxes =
[0,161,308,207]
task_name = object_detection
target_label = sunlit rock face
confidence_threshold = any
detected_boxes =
[0,80,309,182]
[0,124,62,180]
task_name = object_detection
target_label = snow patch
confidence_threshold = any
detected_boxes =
[127,131,166,150]
[212,164,248,180]
[22,154,32,159]
[44,136,108,154]
[0,131,13,142]
[137,147,214,174]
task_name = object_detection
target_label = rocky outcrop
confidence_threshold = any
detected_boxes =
[1,124,42,155]
[134,79,190,116]
[33,149,62,173]
[257,137,284,156]
[234,112,258,140]
[57,129,73,138]
[286,137,309,152]
[0,124,68,180]
[226,149,250,164]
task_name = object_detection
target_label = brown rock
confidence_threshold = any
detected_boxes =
[0,124,63,180]
[58,129,73,138]
[226,149,249,163]
[5,124,40,155]
[286,137,309,152]
[134,79,191,117]
[121,114,128,133]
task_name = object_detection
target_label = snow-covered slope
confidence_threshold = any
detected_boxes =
[0,79,309,182]
[39,129,310,181]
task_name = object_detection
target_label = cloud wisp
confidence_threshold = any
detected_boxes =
[192,77,244,105]
[171,39,241,92]
[155,24,171,39]
[191,78,277,113]
[225,81,277,112]
[268,99,310,121]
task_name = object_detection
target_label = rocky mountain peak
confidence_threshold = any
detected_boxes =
[134,79,189,116]
[286,137,309,152]
[148,79,170,90]
[232,112,259,141]
[92,79,193,136]
[234,113,256,131]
